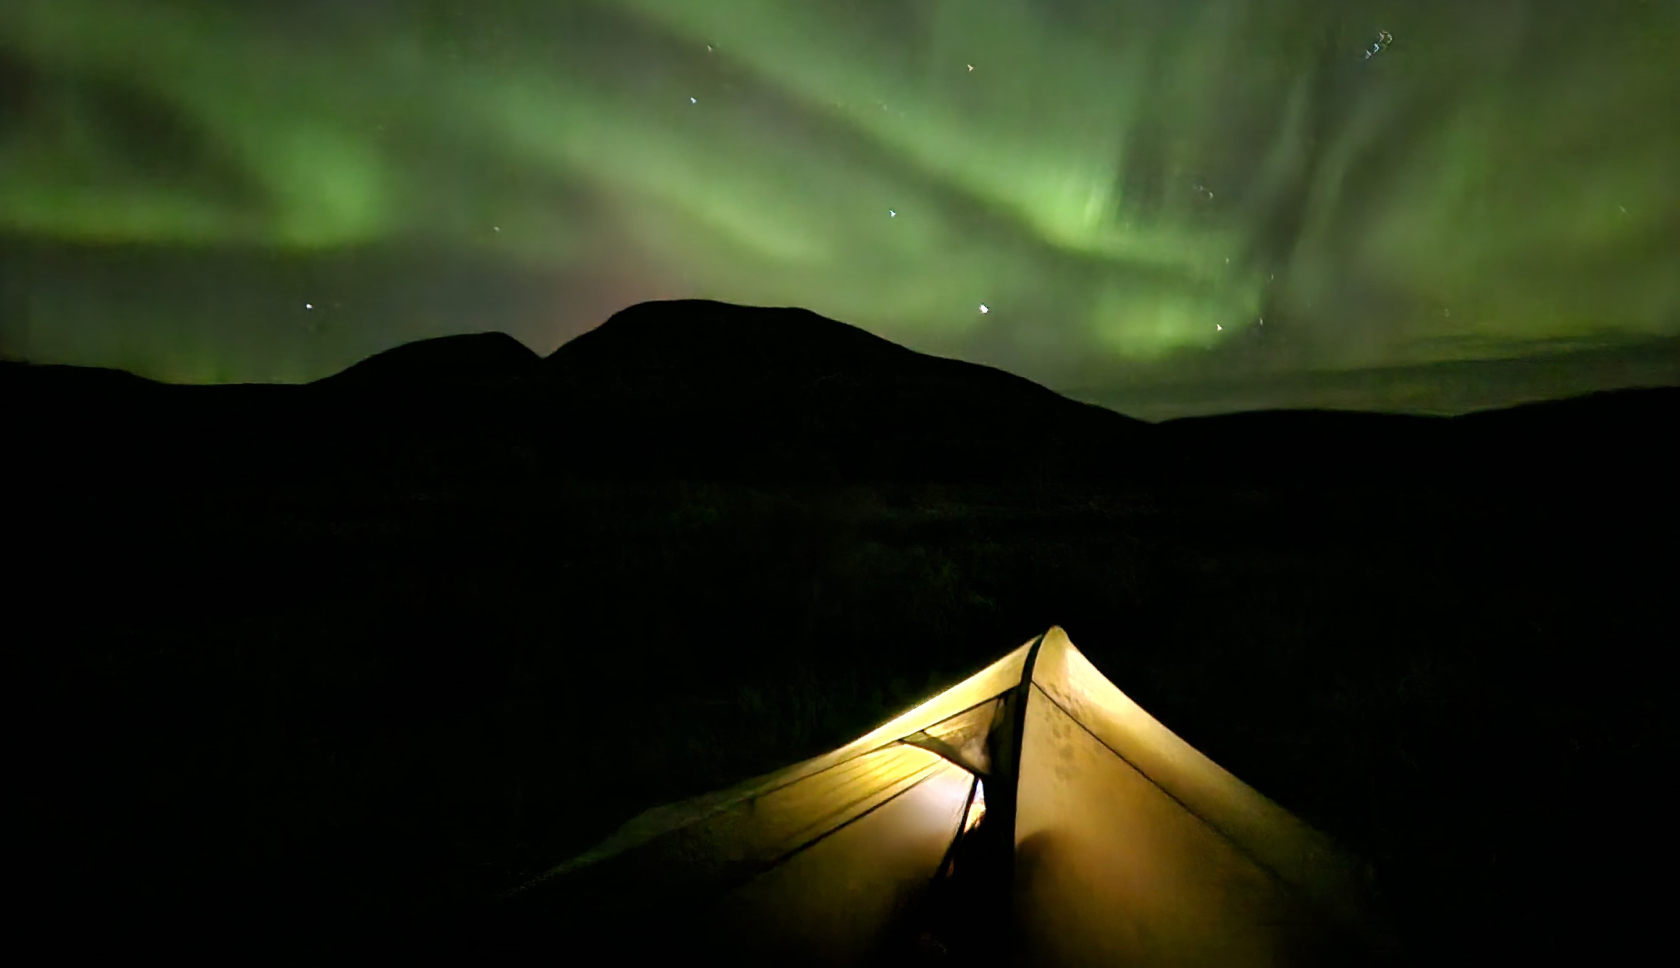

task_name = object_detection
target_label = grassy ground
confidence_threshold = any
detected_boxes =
[16,458,1675,964]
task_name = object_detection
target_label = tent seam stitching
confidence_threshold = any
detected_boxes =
[1026,680,1313,904]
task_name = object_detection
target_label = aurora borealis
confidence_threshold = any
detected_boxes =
[2,0,1676,415]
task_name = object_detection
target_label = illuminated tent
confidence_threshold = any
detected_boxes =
[506,628,1391,966]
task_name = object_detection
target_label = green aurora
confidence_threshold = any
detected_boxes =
[1,0,1676,414]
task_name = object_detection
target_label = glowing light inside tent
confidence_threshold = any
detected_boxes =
[963,779,988,833]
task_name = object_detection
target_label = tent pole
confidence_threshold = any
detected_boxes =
[980,630,1047,952]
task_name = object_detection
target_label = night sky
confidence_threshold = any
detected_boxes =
[2,0,1675,416]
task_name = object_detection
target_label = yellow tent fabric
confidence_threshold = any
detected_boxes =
[1015,628,1379,966]
[510,628,1388,966]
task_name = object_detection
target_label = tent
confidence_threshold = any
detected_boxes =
[506,628,1392,966]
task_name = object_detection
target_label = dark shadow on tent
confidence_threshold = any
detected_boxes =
[494,628,1401,966]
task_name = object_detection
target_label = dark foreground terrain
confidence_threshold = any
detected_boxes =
[8,301,1677,965]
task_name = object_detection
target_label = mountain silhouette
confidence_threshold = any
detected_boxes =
[543,300,1149,481]
[322,331,543,390]
[5,298,1676,489]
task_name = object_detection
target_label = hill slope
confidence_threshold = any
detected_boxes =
[544,300,1150,481]
[321,331,543,390]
